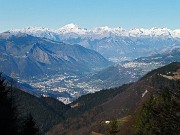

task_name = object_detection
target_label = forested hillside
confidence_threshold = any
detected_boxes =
[1,62,180,135]
[46,62,180,135]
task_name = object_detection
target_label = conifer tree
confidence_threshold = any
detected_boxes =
[134,87,180,135]
[134,96,156,135]
[0,73,18,135]
[21,113,40,135]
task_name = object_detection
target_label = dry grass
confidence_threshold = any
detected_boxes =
[160,69,180,80]
[117,115,132,126]
[91,131,103,135]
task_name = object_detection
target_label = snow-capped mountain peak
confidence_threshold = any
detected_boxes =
[61,23,80,30]
[8,27,60,41]
[10,26,51,34]
[92,26,128,37]
[172,29,180,38]
[56,23,88,35]
[93,26,112,33]
[149,27,172,37]
[128,27,173,37]
[129,28,144,37]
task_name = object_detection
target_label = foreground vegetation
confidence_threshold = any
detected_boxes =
[133,86,180,135]
[0,73,40,135]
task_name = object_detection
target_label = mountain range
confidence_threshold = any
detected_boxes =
[1,25,180,103]
[8,24,180,62]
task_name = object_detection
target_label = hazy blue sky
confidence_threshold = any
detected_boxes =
[0,0,179,32]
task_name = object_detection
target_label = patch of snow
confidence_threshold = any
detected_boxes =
[42,94,49,97]
[142,90,148,97]
[105,121,110,124]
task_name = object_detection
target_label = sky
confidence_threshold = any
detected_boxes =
[0,0,179,32]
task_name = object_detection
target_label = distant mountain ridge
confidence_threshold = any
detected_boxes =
[6,24,180,61]
[8,24,180,38]
[0,32,111,78]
